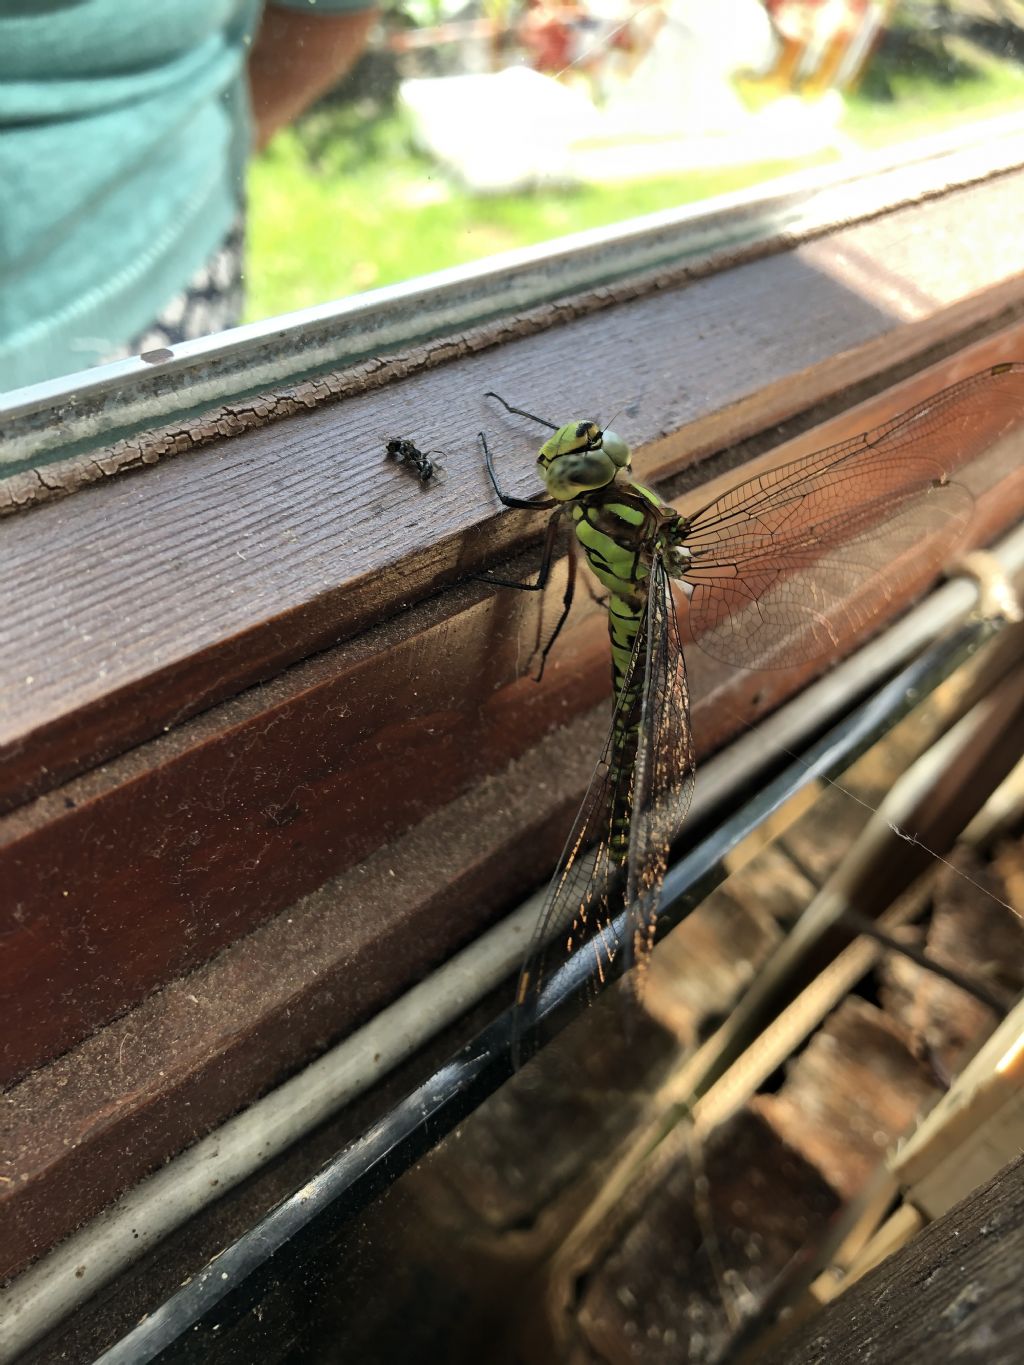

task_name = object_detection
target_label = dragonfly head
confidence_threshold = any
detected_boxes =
[537,421,632,501]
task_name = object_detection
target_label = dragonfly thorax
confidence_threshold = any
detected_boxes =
[538,421,631,501]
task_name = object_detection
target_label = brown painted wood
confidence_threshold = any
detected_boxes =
[760,1157,1024,1365]
[2,325,1024,1088]
[0,576,610,1086]
[2,609,1020,1295]
[0,719,597,1279]
[2,175,1024,813]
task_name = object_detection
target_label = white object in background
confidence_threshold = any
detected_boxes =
[400,66,600,192]
[602,0,778,136]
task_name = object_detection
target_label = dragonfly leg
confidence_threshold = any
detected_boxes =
[474,505,562,593]
[584,577,609,609]
[478,431,557,510]
[484,391,559,431]
[532,524,578,682]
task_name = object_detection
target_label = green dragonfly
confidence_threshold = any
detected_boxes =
[478,363,1023,1062]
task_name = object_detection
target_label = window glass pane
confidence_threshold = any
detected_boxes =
[4,1,1024,392]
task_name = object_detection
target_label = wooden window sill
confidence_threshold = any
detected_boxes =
[2,167,1024,1280]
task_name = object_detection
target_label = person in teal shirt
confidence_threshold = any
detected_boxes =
[0,0,377,391]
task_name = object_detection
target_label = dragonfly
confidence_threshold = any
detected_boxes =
[478,363,1024,1064]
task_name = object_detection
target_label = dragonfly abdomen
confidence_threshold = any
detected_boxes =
[570,491,658,868]
[608,599,645,868]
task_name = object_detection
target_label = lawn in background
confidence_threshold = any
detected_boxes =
[244,34,1024,323]
[245,125,823,319]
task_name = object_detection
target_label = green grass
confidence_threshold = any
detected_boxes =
[244,40,1024,324]
[844,37,1024,146]
[245,122,824,320]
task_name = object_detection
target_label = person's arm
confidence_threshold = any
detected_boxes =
[248,3,378,152]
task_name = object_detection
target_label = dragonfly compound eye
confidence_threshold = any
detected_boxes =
[538,421,622,499]
[600,430,631,468]
[543,449,619,499]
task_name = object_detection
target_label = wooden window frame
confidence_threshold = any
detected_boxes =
[3,126,1024,1287]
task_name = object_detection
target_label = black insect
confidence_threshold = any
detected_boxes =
[386,437,443,484]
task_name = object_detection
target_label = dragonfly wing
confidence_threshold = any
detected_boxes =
[626,554,696,990]
[686,479,973,669]
[680,367,1024,668]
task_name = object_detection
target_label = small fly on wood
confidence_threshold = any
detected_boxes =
[386,437,443,485]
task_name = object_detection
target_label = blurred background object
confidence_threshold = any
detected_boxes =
[0,0,377,392]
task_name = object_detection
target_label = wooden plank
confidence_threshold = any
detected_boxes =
[566,1000,1008,1364]
[759,1158,1024,1365]
[2,175,1024,811]
[755,999,943,1200]
[0,720,597,1279]
[0,575,608,1085]
[892,997,1024,1219]
[574,1108,841,1364]
[3,324,1024,1087]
